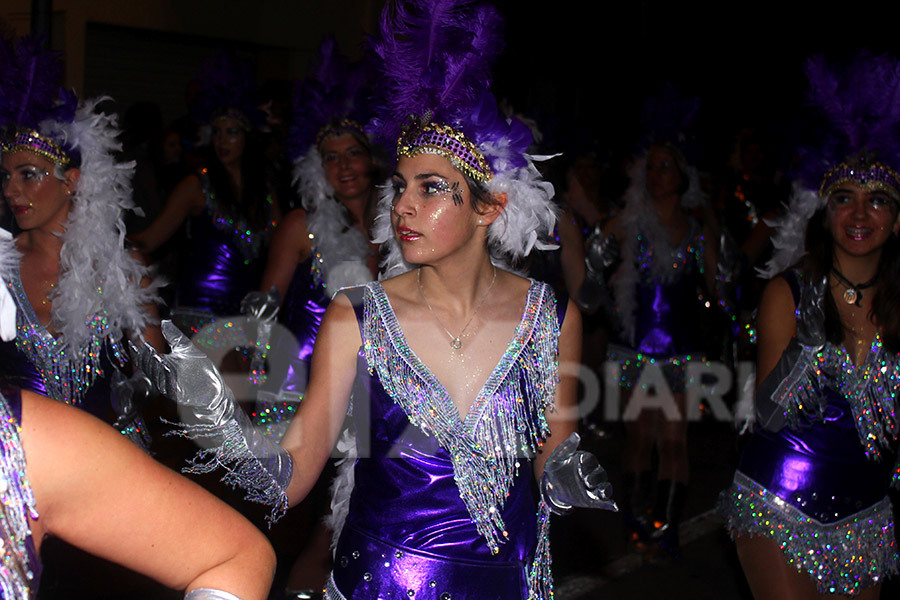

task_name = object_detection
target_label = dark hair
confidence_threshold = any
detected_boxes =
[203,130,272,230]
[803,206,900,351]
[464,174,503,215]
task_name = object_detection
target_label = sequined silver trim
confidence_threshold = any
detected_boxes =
[0,393,39,599]
[198,172,271,262]
[7,265,114,405]
[362,280,557,553]
[771,333,900,462]
[720,471,898,596]
[323,572,347,600]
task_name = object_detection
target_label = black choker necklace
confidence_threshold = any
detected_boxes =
[831,267,878,306]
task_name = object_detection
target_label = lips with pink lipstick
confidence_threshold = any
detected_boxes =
[845,226,872,241]
[8,204,30,217]
[396,225,422,242]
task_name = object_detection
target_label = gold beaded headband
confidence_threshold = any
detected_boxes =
[315,119,368,152]
[819,160,900,202]
[1,128,70,167]
[397,122,493,184]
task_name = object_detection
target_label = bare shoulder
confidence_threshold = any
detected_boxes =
[758,275,797,327]
[278,207,310,233]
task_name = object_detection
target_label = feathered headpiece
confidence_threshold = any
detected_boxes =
[0,36,77,165]
[190,49,265,132]
[0,34,158,350]
[287,36,379,294]
[762,51,900,278]
[287,35,375,160]
[369,0,558,276]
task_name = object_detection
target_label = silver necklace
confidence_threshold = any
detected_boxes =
[417,266,497,350]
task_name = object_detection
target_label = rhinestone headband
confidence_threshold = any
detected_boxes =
[819,161,900,201]
[1,129,70,166]
[398,122,493,183]
[315,118,368,152]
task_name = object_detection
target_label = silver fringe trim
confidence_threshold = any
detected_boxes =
[9,265,116,406]
[719,472,898,596]
[770,344,826,428]
[771,333,900,461]
[0,394,39,599]
[361,280,558,554]
[166,417,289,524]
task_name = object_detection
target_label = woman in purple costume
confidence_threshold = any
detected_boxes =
[238,38,383,599]
[247,37,382,438]
[130,51,279,359]
[718,53,900,598]
[133,1,619,598]
[0,245,275,600]
[582,87,724,560]
[0,36,162,438]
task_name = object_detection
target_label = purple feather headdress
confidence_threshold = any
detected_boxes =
[190,49,265,131]
[0,35,78,165]
[0,33,159,362]
[636,82,702,168]
[762,51,900,278]
[368,0,532,182]
[287,35,376,160]
[793,52,900,197]
[369,0,559,282]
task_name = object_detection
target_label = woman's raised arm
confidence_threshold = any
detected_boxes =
[20,389,275,599]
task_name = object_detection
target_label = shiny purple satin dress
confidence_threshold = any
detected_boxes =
[608,218,709,392]
[325,281,563,600]
[171,172,271,349]
[718,273,900,596]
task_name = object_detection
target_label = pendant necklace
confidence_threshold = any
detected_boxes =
[418,266,497,350]
[831,266,877,306]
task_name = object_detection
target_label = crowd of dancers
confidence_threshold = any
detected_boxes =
[2,0,900,599]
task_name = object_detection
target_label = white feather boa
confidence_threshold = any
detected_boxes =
[757,183,825,280]
[610,155,708,344]
[293,146,372,293]
[39,98,160,348]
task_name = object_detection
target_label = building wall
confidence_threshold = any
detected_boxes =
[0,0,382,122]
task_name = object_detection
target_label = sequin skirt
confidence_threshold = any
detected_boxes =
[326,523,529,600]
[718,471,898,596]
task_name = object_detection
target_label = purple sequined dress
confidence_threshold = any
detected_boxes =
[324,280,563,600]
[718,273,900,596]
[607,218,710,391]
[170,171,272,351]
[0,266,120,422]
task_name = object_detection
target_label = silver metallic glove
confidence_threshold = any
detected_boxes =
[184,589,244,600]
[130,320,292,520]
[110,369,153,449]
[0,229,17,342]
[758,274,828,432]
[540,432,618,515]
[240,285,280,322]
[796,275,826,349]
[584,227,619,274]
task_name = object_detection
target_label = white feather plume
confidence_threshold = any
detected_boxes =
[41,98,160,348]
